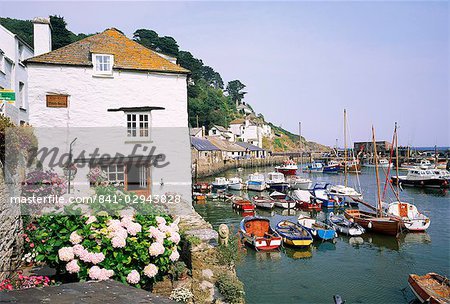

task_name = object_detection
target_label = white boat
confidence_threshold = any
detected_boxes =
[246,173,266,191]
[391,169,449,188]
[273,199,296,209]
[417,159,433,169]
[266,172,289,192]
[363,158,393,168]
[432,169,450,182]
[327,212,365,236]
[211,177,228,190]
[275,160,298,175]
[228,177,244,190]
[386,202,430,232]
[252,196,275,209]
[328,184,363,204]
[287,176,312,190]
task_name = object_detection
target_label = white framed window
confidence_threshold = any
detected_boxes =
[127,112,150,138]
[93,54,113,75]
[0,51,4,73]
[101,164,125,183]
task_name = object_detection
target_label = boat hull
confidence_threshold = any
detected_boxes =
[274,200,296,209]
[275,168,298,175]
[344,210,400,236]
[267,183,289,192]
[247,181,266,191]
[323,165,340,173]
[296,201,322,211]
[408,273,450,304]
[391,176,449,189]
[228,183,243,191]
[240,217,282,251]
[275,221,313,247]
[289,181,312,190]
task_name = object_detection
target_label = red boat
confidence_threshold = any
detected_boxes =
[240,217,282,251]
[291,190,322,210]
[275,160,298,175]
[408,273,450,304]
[232,200,255,211]
[193,182,211,193]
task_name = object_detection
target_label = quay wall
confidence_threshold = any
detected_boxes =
[194,156,287,178]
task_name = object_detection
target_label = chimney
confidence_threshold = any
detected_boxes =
[32,17,52,56]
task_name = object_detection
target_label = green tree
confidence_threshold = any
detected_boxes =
[50,15,73,50]
[226,80,247,105]
[201,66,224,89]
[133,29,179,57]
[0,17,33,46]
[177,51,203,81]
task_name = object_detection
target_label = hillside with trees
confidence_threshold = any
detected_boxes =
[0,16,329,152]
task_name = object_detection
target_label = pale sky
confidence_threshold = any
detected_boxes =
[1,1,448,147]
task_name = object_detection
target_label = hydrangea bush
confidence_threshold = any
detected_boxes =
[25,187,182,289]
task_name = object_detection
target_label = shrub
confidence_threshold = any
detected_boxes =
[216,273,245,303]
[169,261,190,281]
[217,234,244,266]
[0,272,53,291]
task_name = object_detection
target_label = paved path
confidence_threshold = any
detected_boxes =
[0,280,175,303]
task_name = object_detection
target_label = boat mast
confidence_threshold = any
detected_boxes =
[395,122,400,196]
[344,109,348,187]
[299,121,303,173]
[372,126,382,217]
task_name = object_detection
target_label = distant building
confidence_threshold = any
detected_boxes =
[228,118,270,148]
[206,136,246,160]
[235,141,267,159]
[190,136,222,165]
[208,124,235,142]
[354,141,393,155]
[190,127,204,138]
[0,23,34,124]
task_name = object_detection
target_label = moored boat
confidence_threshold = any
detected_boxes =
[275,220,313,247]
[385,202,430,232]
[363,158,393,168]
[327,212,365,236]
[287,176,313,190]
[232,199,255,211]
[344,209,400,236]
[297,215,336,241]
[323,160,340,174]
[252,196,275,209]
[266,172,289,192]
[328,184,363,205]
[240,217,282,251]
[391,169,449,189]
[193,182,211,193]
[290,189,322,210]
[275,160,298,175]
[408,272,450,304]
[211,177,228,190]
[305,161,323,173]
[246,173,266,191]
[273,198,297,209]
[310,183,338,209]
[228,177,244,190]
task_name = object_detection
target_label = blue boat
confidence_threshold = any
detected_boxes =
[297,215,336,241]
[310,183,342,208]
[305,162,323,173]
[323,161,340,174]
[275,220,313,247]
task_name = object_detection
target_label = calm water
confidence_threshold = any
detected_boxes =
[194,166,450,304]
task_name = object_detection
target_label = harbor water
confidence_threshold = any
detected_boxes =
[194,166,449,304]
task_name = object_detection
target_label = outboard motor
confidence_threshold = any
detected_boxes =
[333,294,345,304]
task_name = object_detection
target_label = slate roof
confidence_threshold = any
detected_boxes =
[236,142,265,151]
[25,28,189,74]
[206,137,246,152]
[191,137,220,151]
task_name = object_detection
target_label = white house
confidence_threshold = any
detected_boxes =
[228,118,269,148]
[0,23,34,124]
[25,20,193,210]
[208,124,235,142]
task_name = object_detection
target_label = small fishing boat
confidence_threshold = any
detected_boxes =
[193,182,211,193]
[192,192,206,201]
[269,191,286,200]
[275,160,298,175]
[205,192,220,200]
[252,196,275,209]
[323,161,340,174]
[211,177,228,190]
[408,272,450,304]
[327,212,365,236]
[310,183,338,209]
[240,217,282,251]
[297,215,336,241]
[344,209,400,236]
[305,161,323,173]
[287,176,312,190]
[328,184,363,205]
[232,199,255,211]
[363,158,393,168]
[246,173,266,191]
[391,169,449,189]
[273,198,297,209]
[290,189,322,210]
[275,220,313,247]
[385,202,430,232]
[266,172,289,192]
[228,177,244,191]
[417,159,434,170]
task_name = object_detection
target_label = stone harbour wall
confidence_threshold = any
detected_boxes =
[0,170,23,281]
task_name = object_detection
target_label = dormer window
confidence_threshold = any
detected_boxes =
[93,54,113,75]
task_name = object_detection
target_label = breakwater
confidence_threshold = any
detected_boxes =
[193,156,286,179]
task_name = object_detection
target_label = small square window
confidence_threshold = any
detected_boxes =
[127,112,151,139]
[93,54,113,75]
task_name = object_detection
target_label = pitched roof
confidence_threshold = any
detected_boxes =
[211,125,228,132]
[206,137,246,152]
[191,137,219,151]
[25,28,189,74]
[236,142,265,151]
[229,118,245,125]
[189,127,203,136]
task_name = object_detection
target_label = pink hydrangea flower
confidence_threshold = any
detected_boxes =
[149,242,165,256]
[66,259,80,274]
[69,231,83,245]
[126,222,142,236]
[168,232,180,244]
[119,208,135,219]
[169,249,180,262]
[158,223,169,233]
[111,236,126,248]
[109,227,128,240]
[58,247,74,262]
[155,216,166,226]
[88,266,114,281]
[143,264,158,278]
[72,244,85,256]
[126,270,140,284]
[149,226,166,243]
[89,252,105,265]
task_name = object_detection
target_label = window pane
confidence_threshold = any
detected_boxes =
[109,173,116,180]
[117,173,124,181]
[109,165,116,172]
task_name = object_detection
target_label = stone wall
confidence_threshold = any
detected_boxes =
[193,155,287,178]
[0,169,23,281]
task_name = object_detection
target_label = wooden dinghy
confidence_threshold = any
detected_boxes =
[240,217,282,251]
[275,220,313,247]
[408,273,450,304]
[298,215,336,241]
[252,196,275,209]
[232,199,255,211]
[344,209,400,236]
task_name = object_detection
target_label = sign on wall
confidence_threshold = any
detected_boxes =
[46,95,68,108]
[0,90,15,105]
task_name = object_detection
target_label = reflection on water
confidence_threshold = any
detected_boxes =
[195,166,449,304]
